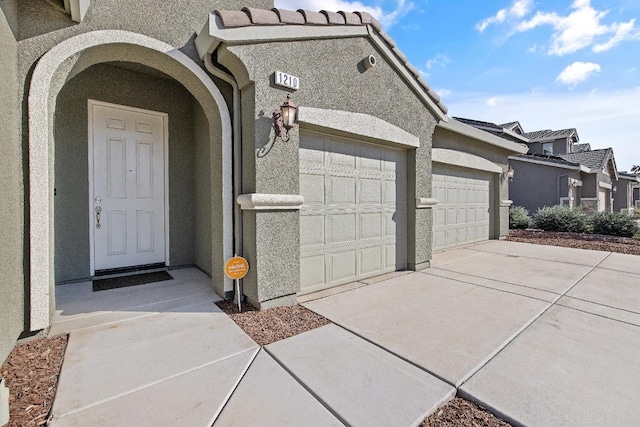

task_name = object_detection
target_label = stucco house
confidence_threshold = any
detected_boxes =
[0,0,526,367]
[613,171,640,214]
[455,118,620,215]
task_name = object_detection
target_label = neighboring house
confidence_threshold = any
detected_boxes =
[613,172,640,214]
[456,118,623,215]
[0,1,526,365]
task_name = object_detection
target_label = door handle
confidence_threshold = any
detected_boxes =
[95,206,102,229]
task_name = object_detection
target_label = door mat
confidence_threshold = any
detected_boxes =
[93,271,173,292]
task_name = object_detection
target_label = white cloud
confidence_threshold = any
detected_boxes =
[425,53,450,70]
[556,61,601,85]
[447,87,640,171]
[435,88,451,98]
[515,0,638,55]
[476,0,534,32]
[274,0,414,29]
[486,96,506,106]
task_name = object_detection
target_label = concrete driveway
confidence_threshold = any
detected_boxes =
[48,242,640,426]
[304,240,640,426]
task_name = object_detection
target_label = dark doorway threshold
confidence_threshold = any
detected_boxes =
[94,262,166,277]
[93,270,173,292]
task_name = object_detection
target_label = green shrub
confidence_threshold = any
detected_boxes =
[532,205,589,233]
[591,211,639,237]
[509,206,531,229]
[634,208,640,219]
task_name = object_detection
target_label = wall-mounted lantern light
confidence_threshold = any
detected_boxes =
[503,165,515,182]
[273,94,298,142]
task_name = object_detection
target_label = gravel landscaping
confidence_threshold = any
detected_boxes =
[507,229,640,255]
[421,397,511,427]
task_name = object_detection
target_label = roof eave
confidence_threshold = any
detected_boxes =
[440,120,529,154]
[194,13,448,121]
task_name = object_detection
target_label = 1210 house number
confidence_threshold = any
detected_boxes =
[275,71,300,90]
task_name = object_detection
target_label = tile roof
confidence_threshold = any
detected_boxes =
[572,143,591,153]
[559,148,612,170]
[453,117,503,131]
[213,7,447,114]
[513,153,581,168]
[524,128,577,142]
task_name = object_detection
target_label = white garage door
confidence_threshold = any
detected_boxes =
[299,132,406,294]
[433,165,491,251]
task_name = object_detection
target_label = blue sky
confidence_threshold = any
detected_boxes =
[274,0,640,171]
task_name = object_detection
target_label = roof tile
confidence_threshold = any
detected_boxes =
[405,62,420,78]
[211,7,448,117]
[298,9,329,25]
[427,89,440,103]
[417,77,431,91]
[392,47,407,63]
[242,7,280,25]
[320,10,346,25]
[214,10,252,28]
[271,8,306,24]
[339,11,361,25]
[560,148,612,169]
[379,30,396,48]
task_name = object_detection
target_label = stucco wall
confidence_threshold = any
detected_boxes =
[0,5,24,364]
[613,178,635,212]
[194,101,212,275]
[527,138,568,155]
[509,161,581,213]
[54,63,202,281]
[220,36,438,305]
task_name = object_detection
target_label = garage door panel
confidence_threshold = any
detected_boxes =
[360,246,383,275]
[330,250,357,283]
[301,255,326,289]
[330,176,356,204]
[329,214,356,243]
[433,165,492,251]
[328,140,355,167]
[361,212,382,239]
[360,179,382,204]
[300,215,325,246]
[383,181,397,205]
[300,132,406,293]
[300,173,325,204]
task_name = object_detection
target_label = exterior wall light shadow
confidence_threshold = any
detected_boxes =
[503,165,515,182]
[273,94,298,142]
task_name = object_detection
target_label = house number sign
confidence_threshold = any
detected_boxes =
[275,71,300,90]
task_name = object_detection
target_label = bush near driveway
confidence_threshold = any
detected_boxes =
[532,205,589,233]
[592,211,639,238]
[509,206,531,229]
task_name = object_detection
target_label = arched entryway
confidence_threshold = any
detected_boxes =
[28,30,233,330]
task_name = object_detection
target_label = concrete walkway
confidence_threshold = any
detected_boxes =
[48,242,640,426]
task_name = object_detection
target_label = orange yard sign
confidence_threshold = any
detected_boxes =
[225,256,249,280]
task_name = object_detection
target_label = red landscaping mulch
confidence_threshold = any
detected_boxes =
[215,300,331,346]
[422,397,511,427]
[1,335,68,427]
[507,229,640,255]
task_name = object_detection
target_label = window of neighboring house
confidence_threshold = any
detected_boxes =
[542,143,553,155]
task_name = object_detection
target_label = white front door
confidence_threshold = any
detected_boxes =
[89,101,167,272]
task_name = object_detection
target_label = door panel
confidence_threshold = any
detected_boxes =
[299,132,406,294]
[91,102,166,271]
[433,165,491,251]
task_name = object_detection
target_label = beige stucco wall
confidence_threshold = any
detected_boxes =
[219,36,438,307]
[54,63,215,281]
[0,5,24,364]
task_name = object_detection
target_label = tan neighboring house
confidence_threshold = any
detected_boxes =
[0,0,526,371]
